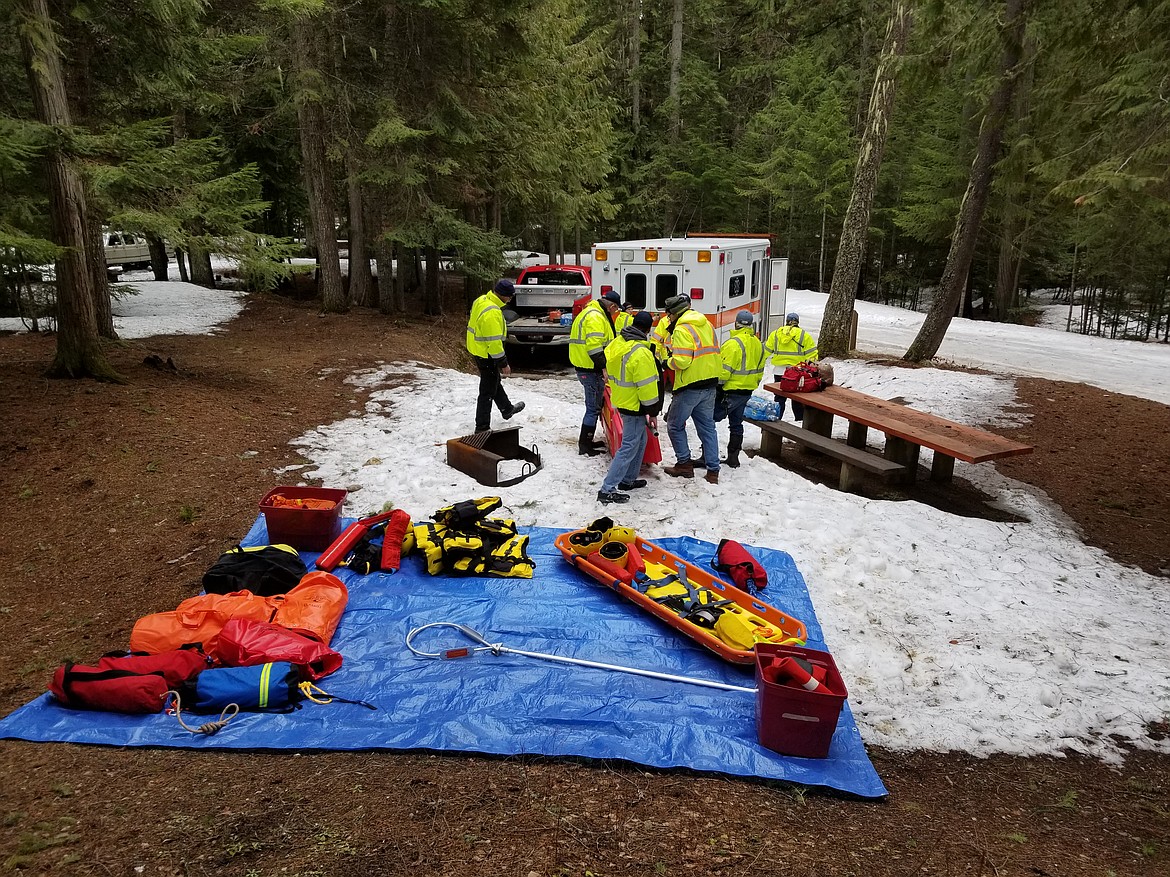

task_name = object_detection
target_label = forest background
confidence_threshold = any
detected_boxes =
[2,0,1169,381]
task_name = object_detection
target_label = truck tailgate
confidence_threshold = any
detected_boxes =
[514,284,590,310]
[507,316,570,344]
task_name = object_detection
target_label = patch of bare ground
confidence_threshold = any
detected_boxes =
[0,292,1166,875]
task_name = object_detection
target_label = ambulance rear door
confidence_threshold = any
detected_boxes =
[618,264,684,314]
[762,257,789,340]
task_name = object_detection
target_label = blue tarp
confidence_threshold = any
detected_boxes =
[0,519,886,798]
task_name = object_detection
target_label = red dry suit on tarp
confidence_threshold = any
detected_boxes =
[130,571,348,654]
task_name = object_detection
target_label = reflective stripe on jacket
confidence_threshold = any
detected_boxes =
[764,324,818,369]
[606,336,661,414]
[650,318,671,363]
[569,300,615,370]
[466,291,509,360]
[614,311,633,333]
[668,310,722,390]
[720,326,766,392]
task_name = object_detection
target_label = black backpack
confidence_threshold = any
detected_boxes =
[201,544,307,597]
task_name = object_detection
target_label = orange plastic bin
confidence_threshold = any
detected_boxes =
[259,487,347,551]
[755,643,848,759]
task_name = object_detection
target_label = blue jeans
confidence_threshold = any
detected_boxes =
[576,369,605,429]
[724,393,749,441]
[772,376,805,421]
[602,412,648,493]
[667,385,719,472]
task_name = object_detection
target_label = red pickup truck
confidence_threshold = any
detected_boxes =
[505,264,594,346]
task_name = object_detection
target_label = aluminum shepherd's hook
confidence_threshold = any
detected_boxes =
[405,621,756,694]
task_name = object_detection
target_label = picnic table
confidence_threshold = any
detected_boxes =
[752,382,1034,492]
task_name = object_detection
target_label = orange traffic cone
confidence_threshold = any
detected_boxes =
[764,656,829,692]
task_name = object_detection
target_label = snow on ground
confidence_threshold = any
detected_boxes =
[108,281,245,338]
[786,289,1170,405]
[0,279,245,338]
[285,357,1170,762]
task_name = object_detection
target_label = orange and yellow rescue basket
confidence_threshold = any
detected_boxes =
[555,530,807,665]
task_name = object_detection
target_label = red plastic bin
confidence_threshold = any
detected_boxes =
[755,643,848,759]
[259,487,347,552]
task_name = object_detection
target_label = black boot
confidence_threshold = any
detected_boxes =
[578,425,604,456]
[723,436,742,468]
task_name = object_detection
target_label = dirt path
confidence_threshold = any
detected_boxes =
[0,293,1166,876]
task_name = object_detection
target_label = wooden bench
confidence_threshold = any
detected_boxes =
[754,419,906,493]
[762,383,1035,486]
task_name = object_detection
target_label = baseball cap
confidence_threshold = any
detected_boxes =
[632,310,653,331]
[600,291,622,307]
[664,295,691,317]
[735,310,754,327]
[786,312,800,324]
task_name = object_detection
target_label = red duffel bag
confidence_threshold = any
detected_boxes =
[49,648,209,713]
[207,617,343,681]
[713,538,768,595]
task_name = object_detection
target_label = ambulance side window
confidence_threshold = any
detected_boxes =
[624,273,647,308]
[751,261,760,299]
[728,275,745,298]
[654,275,678,310]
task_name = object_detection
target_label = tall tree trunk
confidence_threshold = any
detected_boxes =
[85,213,115,336]
[629,0,642,133]
[423,245,442,317]
[188,245,215,287]
[293,16,346,313]
[17,0,118,381]
[821,0,912,357]
[668,0,684,142]
[345,152,374,307]
[855,0,873,133]
[905,0,1028,362]
[175,248,189,282]
[818,198,827,294]
[148,235,169,280]
[376,234,395,315]
[994,214,1017,318]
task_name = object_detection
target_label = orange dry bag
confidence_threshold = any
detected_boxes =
[270,571,348,646]
[130,591,274,654]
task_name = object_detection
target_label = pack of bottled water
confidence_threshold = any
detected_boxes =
[745,395,781,421]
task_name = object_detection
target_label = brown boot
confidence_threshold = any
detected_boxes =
[663,460,695,478]
[704,470,719,485]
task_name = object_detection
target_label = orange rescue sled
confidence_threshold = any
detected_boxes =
[555,531,806,665]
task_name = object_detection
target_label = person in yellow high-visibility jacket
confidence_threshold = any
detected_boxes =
[661,295,724,484]
[568,290,622,455]
[598,311,663,504]
[715,310,766,468]
[465,279,525,432]
[614,303,637,334]
[763,312,818,422]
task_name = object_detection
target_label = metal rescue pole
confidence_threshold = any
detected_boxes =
[405,622,757,694]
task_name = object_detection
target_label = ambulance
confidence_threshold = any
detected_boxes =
[589,235,789,343]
